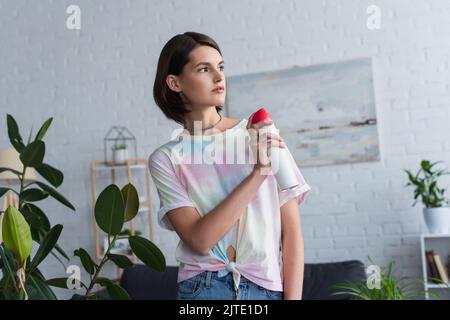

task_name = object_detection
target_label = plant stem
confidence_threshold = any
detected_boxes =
[85,234,117,296]
[18,165,27,209]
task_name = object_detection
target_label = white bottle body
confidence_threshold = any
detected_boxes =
[258,123,300,191]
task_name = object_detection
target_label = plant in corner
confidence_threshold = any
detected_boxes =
[0,114,165,299]
[0,114,74,299]
[331,257,443,300]
[404,160,450,234]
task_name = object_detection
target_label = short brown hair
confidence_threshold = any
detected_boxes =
[153,32,224,126]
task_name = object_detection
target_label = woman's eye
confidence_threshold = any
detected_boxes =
[198,66,225,72]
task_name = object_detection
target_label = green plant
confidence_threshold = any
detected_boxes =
[112,144,127,151]
[404,160,450,208]
[1,206,63,299]
[0,114,74,299]
[332,258,444,300]
[0,115,165,300]
[67,182,165,300]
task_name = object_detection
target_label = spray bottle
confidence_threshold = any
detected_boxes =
[251,107,299,191]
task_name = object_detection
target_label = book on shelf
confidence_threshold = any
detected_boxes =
[433,253,449,284]
[425,250,441,283]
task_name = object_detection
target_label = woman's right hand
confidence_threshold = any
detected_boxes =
[246,113,286,174]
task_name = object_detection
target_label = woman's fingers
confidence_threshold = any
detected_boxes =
[264,138,286,148]
[247,119,273,130]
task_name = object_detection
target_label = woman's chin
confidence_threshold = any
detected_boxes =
[212,96,226,105]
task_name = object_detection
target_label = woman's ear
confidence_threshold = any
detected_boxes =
[166,75,182,93]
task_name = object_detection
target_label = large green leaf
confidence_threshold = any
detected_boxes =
[21,203,50,231]
[7,114,25,153]
[22,204,70,263]
[107,253,133,268]
[32,228,70,264]
[34,117,53,142]
[121,183,139,222]
[94,184,124,235]
[34,181,75,211]
[128,236,165,272]
[26,274,57,300]
[45,277,70,289]
[2,206,32,265]
[0,271,20,300]
[0,244,19,292]
[20,188,49,202]
[19,140,45,168]
[74,248,96,275]
[46,277,86,290]
[95,277,130,300]
[29,224,63,272]
[35,163,63,188]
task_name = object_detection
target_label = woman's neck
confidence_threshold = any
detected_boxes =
[183,108,223,135]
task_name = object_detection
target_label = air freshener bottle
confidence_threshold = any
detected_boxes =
[251,107,299,190]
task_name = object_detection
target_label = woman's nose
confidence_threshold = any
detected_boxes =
[212,68,224,81]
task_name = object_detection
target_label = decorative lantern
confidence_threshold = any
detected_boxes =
[103,126,137,165]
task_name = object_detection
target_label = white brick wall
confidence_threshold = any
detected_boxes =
[1,0,450,298]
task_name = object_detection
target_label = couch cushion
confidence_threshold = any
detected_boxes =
[302,260,366,300]
[120,264,179,300]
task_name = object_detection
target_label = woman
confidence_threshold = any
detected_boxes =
[149,31,311,300]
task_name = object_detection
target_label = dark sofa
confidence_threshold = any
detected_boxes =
[101,260,366,300]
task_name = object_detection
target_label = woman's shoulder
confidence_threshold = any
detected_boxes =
[148,141,176,168]
[223,116,247,130]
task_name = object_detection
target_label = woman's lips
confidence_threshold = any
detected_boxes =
[212,88,224,94]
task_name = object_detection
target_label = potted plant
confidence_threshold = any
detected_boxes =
[332,257,442,300]
[112,143,129,164]
[404,160,450,234]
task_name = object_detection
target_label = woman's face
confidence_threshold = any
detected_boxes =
[168,45,225,109]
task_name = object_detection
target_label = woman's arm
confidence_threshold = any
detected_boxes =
[167,117,284,255]
[281,198,304,300]
[167,168,267,255]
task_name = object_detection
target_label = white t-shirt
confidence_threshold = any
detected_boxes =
[148,118,311,291]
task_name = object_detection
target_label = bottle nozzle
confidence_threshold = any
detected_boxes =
[251,107,272,124]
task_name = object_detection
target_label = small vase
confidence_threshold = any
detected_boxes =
[423,207,450,234]
[113,149,129,164]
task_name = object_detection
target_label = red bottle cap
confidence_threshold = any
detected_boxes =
[251,108,272,124]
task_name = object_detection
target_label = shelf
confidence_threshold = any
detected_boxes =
[93,163,147,171]
[420,235,450,299]
[421,233,450,239]
[425,283,450,289]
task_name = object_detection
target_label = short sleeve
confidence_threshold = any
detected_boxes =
[148,149,196,231]
[277,145,311,207]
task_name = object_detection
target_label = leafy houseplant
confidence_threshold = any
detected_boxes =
[0,115,165,299]
[404,160,450,234]
[332,258,442,300]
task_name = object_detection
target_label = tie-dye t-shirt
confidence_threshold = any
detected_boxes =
[148,118,311,292]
